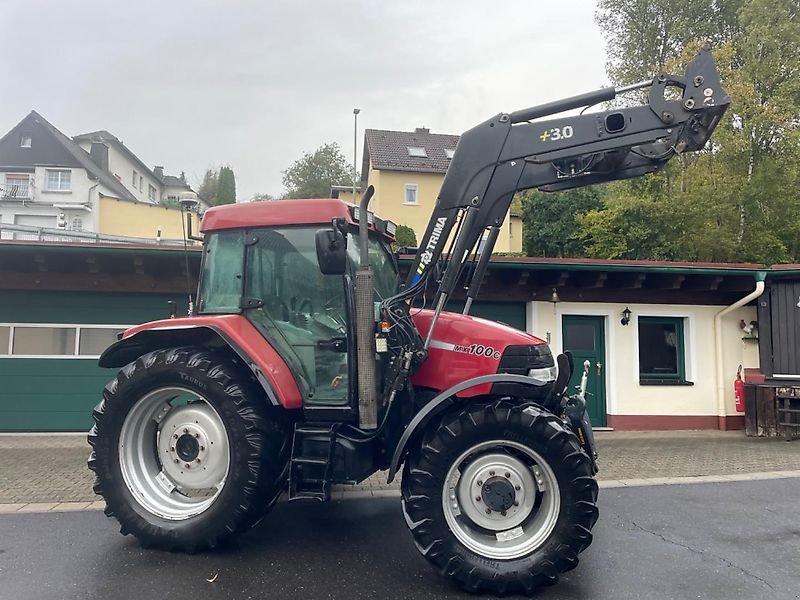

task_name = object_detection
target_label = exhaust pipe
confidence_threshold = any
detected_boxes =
[355,186,378,429]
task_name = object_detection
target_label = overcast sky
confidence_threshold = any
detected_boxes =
[0,1,608,199]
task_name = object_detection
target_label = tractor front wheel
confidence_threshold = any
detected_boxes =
[401,400,598,595]
[88,347,291,552]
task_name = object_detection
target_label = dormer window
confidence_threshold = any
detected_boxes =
[19,136,32,148]
[445,149,455,159]
[407,146,427,158]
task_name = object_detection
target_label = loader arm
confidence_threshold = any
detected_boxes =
[391,44,729,351]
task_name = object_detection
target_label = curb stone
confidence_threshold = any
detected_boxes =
[2,470,799,514]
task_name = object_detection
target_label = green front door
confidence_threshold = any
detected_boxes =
[562,315,607,427]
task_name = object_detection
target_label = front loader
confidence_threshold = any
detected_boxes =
[88,45,729,595]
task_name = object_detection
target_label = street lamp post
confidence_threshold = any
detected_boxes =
[353,108,360,202]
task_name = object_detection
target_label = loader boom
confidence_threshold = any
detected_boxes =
[391,44,729,351]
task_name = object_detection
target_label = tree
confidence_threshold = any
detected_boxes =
[251,192,276,202]
[520,187,603,257]
[588,0,800,263]
[216,166,237,205]
[198,166,237,206]
[393,224,418,248]
[282,143,356,199]
[197,168,218,205]
[596,0,742,86]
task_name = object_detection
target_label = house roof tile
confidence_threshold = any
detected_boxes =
[364,128,459,175]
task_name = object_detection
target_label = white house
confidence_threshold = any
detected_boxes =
[0,111,197,237]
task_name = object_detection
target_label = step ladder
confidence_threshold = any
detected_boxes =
[288,424,338,501]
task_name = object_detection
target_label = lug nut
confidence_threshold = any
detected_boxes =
[485,508,491,514]
[504,472,511,478]
[501,511,507,517]
[196,458,201,463]
[173,434,178,439]
[515,485,521,491]
[200,446,205,451]
[170,447,175,452]
[476,480,483,487]
[183,428,189,434]
[185,463,191,469]
[514,501,519,507]
[194,433,199,438]
[475,497,481,502]
[174,459,179,464]
[489,471,495,476]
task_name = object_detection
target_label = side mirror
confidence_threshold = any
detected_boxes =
[315,228,347,275]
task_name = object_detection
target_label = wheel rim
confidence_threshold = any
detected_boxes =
[118,387,230,521]
[442,440,561,560]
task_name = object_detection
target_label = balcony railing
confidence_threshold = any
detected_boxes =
[0,223,193,246]
[1,182,32,200]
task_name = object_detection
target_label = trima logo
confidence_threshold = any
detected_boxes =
[416,217,448,276]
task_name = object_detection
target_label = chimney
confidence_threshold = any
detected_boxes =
[415,127,430,134]
[153,165,164,181]
[89,142,109,171]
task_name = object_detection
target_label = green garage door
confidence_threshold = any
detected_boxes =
[0,291,188,432]
[447,300,527,331]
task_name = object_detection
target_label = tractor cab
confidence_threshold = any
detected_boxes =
[197,199,398,410]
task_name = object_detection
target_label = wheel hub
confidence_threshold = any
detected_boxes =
[118,387,232,521]
[482,476,516,512]
[444,440,562,560]
[175,433,200,462]
[157,403,228,495]
[455,452,537,531]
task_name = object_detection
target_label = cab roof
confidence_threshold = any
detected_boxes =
[200,199,355,233]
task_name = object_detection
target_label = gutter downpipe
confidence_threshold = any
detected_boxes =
[714,272,766,430]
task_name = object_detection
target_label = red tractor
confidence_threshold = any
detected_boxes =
[89,46,729,594]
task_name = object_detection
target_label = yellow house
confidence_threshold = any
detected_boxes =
[97,195,200,241]
[360,128,522,253]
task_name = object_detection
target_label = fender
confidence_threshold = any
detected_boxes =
[386,373,548,483]
[99,316,303,409]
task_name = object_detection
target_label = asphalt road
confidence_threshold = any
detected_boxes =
[0,479,798,600]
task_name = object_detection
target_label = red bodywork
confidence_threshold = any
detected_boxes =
[201,198,395,241]
[117,310,545,408]
[201,199,356,232]
[120,315,304,409]
[410,309,546,396]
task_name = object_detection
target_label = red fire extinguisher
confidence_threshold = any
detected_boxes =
[734,364,745,413]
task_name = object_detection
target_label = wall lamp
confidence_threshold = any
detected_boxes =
[621,307,632,326]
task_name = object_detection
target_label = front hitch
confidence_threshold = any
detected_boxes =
[560,359,599,473]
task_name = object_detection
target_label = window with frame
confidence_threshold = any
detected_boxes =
[71,217,83,231]
[407,146,427,158]
[148,184,157,202]
[445,149,455,159]
[0,326,9,354]
[5,174,31,198]
[13,327,76,355]
[139,175,144,192]
[45,169,71,191]
[638,316,687,383]
[404,184,418,205]
[1,325,128,357]
[19,136,32,148]
[132,170,138,186]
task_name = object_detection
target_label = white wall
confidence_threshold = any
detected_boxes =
[81,142,160,204]
[0,167,97,233]
[528,300,759,420]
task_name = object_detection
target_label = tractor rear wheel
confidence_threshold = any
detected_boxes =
[401,400,598,595]
[88,347,290,551]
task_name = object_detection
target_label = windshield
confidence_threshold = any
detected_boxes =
[346,233,398,300]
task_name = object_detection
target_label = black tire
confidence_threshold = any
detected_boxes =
[87,347,291,552]
[401,400,598,595]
